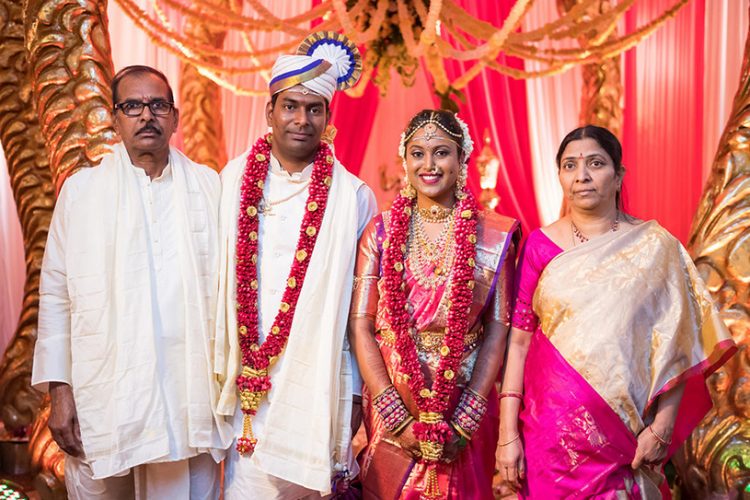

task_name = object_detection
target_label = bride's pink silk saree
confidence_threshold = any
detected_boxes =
[353,211,520,499]
[513,223,736,498]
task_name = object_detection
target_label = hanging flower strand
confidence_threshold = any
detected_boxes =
[380,186,479,480]
[234,134,334,454]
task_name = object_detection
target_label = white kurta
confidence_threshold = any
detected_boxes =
[32,143,231,479]
[255,155,373,397]
[216,149,376,495]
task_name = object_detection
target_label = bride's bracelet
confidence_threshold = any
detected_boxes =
[373,385,410,433]
[450,387,488,440]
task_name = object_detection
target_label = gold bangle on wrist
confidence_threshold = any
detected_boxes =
[498,434,520,447]
[450,421,472,441]
[647,425,672,446]
[372,384,394,401]
[466,386,488,403]
[392,415,414,436]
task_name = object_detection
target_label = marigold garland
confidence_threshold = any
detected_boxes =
[234,134,334,454]
[380,189,479,469]
[112,0,687,96]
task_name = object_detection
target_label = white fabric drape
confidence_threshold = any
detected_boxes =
[702,2,749,179]
[522,2,582,226]
[0,142,24,353]
[108,0,185,147]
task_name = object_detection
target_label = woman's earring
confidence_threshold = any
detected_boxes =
[455,163,468,200]
[401,174,417,199]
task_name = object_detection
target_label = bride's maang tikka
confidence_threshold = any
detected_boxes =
[398,112,474,163]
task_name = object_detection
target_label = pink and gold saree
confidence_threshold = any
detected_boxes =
[512,222,736,498]
[352,210,519,499]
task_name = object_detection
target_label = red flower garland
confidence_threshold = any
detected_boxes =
[381,190,480,463]
[234,134,334,454]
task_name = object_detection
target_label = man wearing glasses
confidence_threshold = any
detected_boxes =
[32,65,230,499]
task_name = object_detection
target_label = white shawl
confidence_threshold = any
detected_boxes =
[64,143,231,478]
[215,150,361,494]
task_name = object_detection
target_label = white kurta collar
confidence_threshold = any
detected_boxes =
[130,160,173,183]
[269,153,312,183]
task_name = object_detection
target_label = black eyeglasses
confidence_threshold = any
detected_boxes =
[114,100,174,117]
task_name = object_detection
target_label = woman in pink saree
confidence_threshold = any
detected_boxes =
[349,110,520,499]
[497,125,737,498]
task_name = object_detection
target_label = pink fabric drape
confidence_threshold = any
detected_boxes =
[622,0,706,244]
[439,0,541,235]
[328,83,380,175]
[311,0,380,176]
[521,330,640,498]
[0,143,25,354]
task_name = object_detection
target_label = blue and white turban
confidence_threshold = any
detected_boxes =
[269,31,362,102]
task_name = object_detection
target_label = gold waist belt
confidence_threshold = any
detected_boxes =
[379,328,480,354]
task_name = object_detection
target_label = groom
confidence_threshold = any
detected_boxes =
[214,32,376,498]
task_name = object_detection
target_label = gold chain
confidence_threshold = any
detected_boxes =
[407,210,456,289]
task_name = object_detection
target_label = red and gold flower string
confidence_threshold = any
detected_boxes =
[234,134,334,454]
[381,188,479,494]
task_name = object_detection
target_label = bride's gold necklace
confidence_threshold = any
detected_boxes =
[416,204,453,223]
[407,209,456,288]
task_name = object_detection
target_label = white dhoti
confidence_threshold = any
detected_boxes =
[65,454,218,500]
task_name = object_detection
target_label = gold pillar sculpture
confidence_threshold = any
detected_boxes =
[0,0,55,433]
[0,0,119,492]
[557,0,624,138]
[673,9,750,495]
[24,0,119,190]
[28,397,65,498]
[178,0,232,171]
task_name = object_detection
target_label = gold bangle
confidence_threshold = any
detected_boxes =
[647,425,671,446]
[372,384,394,401]
[392,415,414,436]
[451,422,472,441]
[466,386,488,403]
[354,275,379,281]
[498,434,520,447]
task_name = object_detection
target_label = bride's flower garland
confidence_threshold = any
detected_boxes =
[381,189,479,464]
[234,134,334,455]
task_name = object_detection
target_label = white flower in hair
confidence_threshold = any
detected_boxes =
[398,131,407,160]
[454,114,474,162]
